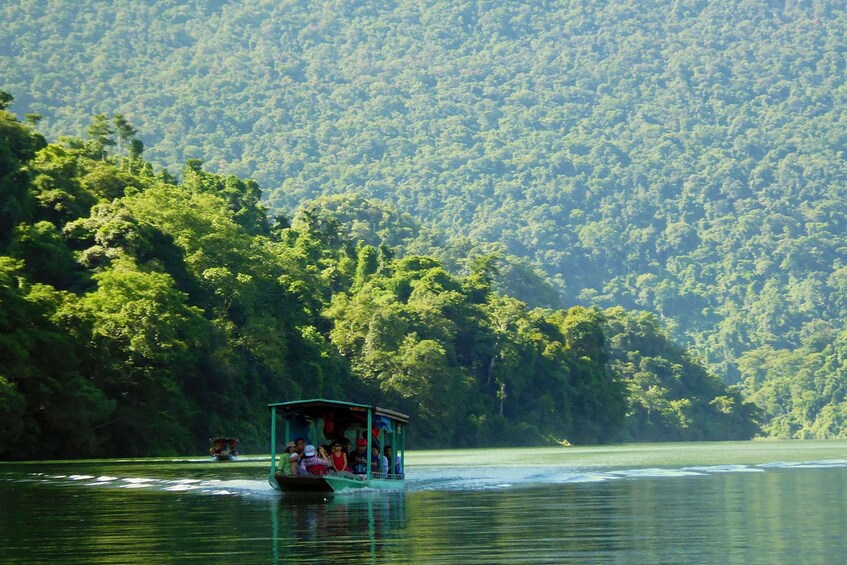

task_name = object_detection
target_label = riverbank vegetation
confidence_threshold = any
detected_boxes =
[0,100,758,458]
[4,1,847,441]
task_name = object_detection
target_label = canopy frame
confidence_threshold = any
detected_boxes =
[267,398,409,488]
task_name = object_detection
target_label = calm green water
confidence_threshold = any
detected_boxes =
[2,441,847,563]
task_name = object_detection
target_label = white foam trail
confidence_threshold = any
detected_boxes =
[164,484,199,492]
[757,459,847,469]
[542,472,622,483]
[122,477,156,484]
[682,465,764,473]
[610,468,705,478]
[212,479,273,491]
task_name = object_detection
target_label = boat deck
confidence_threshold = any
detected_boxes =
[274,472,405,493]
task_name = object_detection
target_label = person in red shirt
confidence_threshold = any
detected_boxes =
[330,441,349,472]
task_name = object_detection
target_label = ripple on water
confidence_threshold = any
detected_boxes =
[608,467,706,478]
[7,449,847,500]
[757,459,847,469]
[682,465,764,473]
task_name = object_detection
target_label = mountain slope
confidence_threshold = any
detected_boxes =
[3,0,847,435]
[0,104,759,457]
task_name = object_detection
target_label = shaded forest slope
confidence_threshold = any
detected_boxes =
[0,101,758,458]
[3,1,847,437]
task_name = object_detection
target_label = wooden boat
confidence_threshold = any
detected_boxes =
[209,437,239,461]
[268,399,408,493]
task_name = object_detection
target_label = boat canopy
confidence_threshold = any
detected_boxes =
[268,398,409,423]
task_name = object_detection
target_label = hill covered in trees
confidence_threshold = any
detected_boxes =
[0,98,758,458]
[4,0,847,438]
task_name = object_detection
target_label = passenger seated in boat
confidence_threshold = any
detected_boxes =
[302,445,330,476]
[349,439,369,475]
[330,442,349,473]
[290,438,306,476]
[379,446,390,474]
[279,441,296,475]
[384,446,400,475]
[371,446,385,474]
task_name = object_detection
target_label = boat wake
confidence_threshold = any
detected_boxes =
[2,472,277,497]
[4,459,847,497]
[405,460,847,492]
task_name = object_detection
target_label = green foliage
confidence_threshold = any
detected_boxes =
[604,307,760,441]
[0,375,27,454]
[0,90,13,111]
[0,102,757,458]
[737,332,847,439]
[10,221,80,289]
[0,101,46,245]
[6,0,847,433]
[0,256,114,458]
[292,194,419,249]
[86,114,115,159]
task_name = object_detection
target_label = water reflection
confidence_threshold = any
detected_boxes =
[3,455,847,563]
[269,494,407,563]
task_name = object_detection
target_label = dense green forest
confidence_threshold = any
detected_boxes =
[0,97,758,458]
[3,0,847,438]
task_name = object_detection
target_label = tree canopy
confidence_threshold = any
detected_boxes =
[3,2,846,434]
[0,100,757,458]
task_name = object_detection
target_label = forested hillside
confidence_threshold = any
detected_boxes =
[3,0,847,438]
[0,99,758,458]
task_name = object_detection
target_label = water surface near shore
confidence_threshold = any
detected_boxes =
[3,440,846,563]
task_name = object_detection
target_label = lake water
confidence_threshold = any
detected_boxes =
[2,441,847,563]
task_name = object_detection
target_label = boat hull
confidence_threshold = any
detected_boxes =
[274,473,405,493]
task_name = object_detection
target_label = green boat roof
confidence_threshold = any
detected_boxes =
[268,398,409,423]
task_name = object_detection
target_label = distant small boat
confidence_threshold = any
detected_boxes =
[209,437,239,461]
[268,399,408,493]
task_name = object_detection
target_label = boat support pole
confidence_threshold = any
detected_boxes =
[269,407,277,488]
[391,424,397,476]
[367,408,372,481]
[400,423,405,477]
[284,418,290,447]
